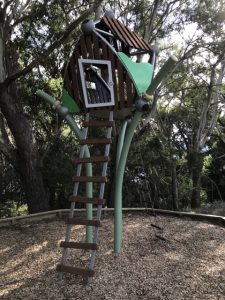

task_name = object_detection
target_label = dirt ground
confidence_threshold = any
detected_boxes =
[0,213,225,300]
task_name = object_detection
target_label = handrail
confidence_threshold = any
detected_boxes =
[0,208,224,227]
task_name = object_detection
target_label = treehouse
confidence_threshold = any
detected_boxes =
[62,13,158,119]
[36,12,177,283]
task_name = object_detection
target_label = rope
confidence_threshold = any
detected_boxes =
[133,134,166,241]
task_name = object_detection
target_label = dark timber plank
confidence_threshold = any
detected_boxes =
[73,156,110,164]
[70,50,82,108]
[64,72,73,99]
[108,47,119,108]
[66,218,101,227]
[69,195,105,205]
[125,74,133,107]
[141,37,152,51]
[114,18,140,49]
[104,17,125,46]
[60,241,98,250]
[73,176,107,183]
[85,34,94,59]
[101,39,108,60]
[132,31,150,50]
[117,59,125,109]
[92,32,101,59]
[56,264,95,277]
[80,35,88,58]
[79,138,112,145]
[103,17,150,51]
[83,120,114,127]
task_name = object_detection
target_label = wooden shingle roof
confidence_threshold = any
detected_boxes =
[99,17,151,51]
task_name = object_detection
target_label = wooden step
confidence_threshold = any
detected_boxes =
[79,138,112,145]
[60,241,98,250]
[69,195,105,205]
[66,218,101,227]
[73,156,110,164]
[83,120,114,127]
[56,264,95,277]
[73,176,107,183]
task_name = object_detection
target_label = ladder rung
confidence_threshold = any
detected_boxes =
[58,112,114,281]
[73,156,110,164]
[73,176,107,183]
[60,241,98,250]
[79,138,112,145]
[69,196,105,205]
[83,120,114,127]
[66,218,101,227]
[56,264,95,277]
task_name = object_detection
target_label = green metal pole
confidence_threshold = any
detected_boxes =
[114,120,128,252]
[114,111,142,253]
[113,55,178,253]
[146,55,178,95]
[116,120,128,170]
[66,115,93,242]
[36,90,93,242]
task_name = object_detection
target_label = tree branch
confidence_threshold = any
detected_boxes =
[200,61,225,147]
[152,0,180,42]
[144,0,161,42]
[2,0,14,13]
[12,0,47,28]
[10,0,32,25]
[7,0,20,24]
[19,0,32,14]
[0,111,11,144]
[0,137,17,166]
[4,0,103,85]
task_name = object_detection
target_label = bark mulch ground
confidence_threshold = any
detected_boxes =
[0,213,224,300]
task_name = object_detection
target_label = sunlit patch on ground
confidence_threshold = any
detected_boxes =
[0,214,224,299]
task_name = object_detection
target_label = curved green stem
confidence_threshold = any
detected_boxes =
[114,111,142,253]
[36,90,93,242]
[116,120,128,170]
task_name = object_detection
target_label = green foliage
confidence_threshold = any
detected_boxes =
[202,133,225,203]
[0,202,28,219]
[1,0,225,217]
[177,176,192,210]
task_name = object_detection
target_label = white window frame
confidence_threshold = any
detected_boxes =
[78,58,115,108]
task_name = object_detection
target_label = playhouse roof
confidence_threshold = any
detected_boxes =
[62,15,154,118]
[97,17,151,51]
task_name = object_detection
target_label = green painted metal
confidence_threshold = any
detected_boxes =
[113,56,178,253]
[146,55,178,95]
[36,90,93,242]
[62,88,80,113]
[116,120,128,170]
[114,111,142,253]
[85,169,93,242]
[117,52,154,94]
[37,54,178,252]
[114,120,128,252]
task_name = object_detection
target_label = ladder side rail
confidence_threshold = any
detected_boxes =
[58,113,90,278]
[88,111,113,282]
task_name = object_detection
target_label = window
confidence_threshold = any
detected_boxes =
[78,59,115,108]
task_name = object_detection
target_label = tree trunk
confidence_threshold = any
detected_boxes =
[107,136,118,208]
[171,163,179,210]
[191,169,201,209]
[190,152,203,209]
[0,85,49,213]
[18,157,50,213]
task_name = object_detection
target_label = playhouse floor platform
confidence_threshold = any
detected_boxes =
[0,213,224,299]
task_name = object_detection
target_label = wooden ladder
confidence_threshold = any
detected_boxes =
[56,111,114,283]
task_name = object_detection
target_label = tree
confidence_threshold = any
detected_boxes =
[0,0,103,213]
[1,0,225,215]
[138,0,225,209]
